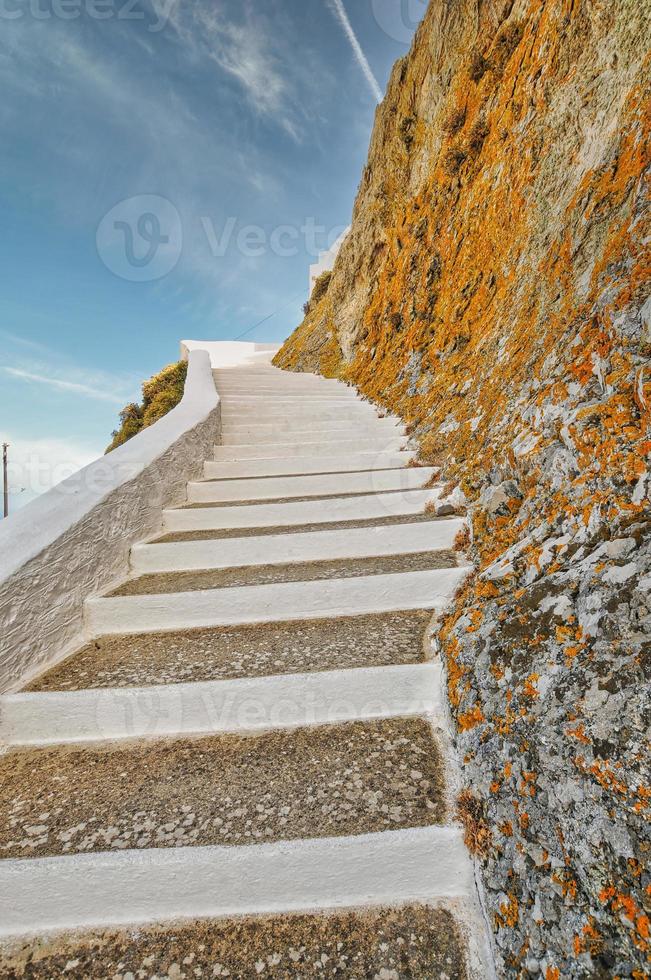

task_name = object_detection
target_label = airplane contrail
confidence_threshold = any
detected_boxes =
[326,0,383,103]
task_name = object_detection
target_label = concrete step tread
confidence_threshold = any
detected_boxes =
[213,439,407,460]
[0,719,445,860]
[25,611,432,693]
[203,452,415,480]
[4,663,442,747]
[132,519,464,574]
[163,489,440,533]
[111,550,458,597]
[155,511,448,543]
[1,904,467,979]
[180,487,426,510]
[187,467,435,504]
[220,429,404,447]
[0,826,476,948]
[85,567,469,635]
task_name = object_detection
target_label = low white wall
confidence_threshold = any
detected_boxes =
[0,348,220,694]
[181,340,279,368]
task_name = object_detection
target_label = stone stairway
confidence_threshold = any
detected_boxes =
[0,361,492,978]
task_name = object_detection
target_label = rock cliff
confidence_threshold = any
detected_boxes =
[275,1,650,975]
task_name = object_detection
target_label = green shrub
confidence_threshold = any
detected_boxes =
[106,359,187,453]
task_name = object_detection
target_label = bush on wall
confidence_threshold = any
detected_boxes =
[106,360,188,453]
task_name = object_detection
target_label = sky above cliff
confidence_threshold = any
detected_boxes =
[0,0,426,507]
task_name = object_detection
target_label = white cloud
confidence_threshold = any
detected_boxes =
[0,433,101,512]
[326,0,383,103]
[2,368,129,405]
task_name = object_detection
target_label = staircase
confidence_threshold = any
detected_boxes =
[0,360,492,978]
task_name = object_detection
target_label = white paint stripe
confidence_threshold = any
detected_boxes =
[0,827,473,938]
[203,452,415,479]
[132,519,463,573]
[186,468,435,504]
[213,438,407,460]
[163,488,439,531]
[85,567,469,635]
[0,663,442,747]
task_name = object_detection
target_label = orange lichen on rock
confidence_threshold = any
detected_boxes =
[276,0,650,974]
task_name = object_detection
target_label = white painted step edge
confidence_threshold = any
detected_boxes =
[221,420,402,438]
[220,428,404,447]
[0,826,473,939]
[213,438,408,460]
[219,406,382,421]
[186,468,435,504]
[132,519,464,574]
[203,452,417,479]
[0,663,443,747]
[163,488,440,532]
[85,567,470,636]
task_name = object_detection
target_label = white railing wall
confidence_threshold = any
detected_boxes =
[0,347,220,693]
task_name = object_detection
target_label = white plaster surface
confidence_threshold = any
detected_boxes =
[187,467,435,504]
[85,567,470,635]
[181,341,280,367]
[0,663,442,746]
[0,349,221,694]
[203,451,416,479]
[132,519,464,573]
[163,488,439,531]
[0,826,472,938]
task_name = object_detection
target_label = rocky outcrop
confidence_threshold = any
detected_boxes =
[275,1,650,975]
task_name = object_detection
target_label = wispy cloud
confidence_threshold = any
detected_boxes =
[3,368,127,405]
[326,0,383,103]
[164,3,304,141]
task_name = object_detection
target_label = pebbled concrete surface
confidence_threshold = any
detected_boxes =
[0,904,467,978]
[26,610,432,692]
[109,551,458,596]
[0,719,445,859]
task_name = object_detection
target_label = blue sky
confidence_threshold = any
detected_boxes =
[0,0,425,508]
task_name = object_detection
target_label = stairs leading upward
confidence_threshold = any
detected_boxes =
[0,361,491,978]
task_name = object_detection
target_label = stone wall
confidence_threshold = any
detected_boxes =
[274,1,650,975]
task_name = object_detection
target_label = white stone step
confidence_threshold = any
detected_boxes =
[133,518,463,573]
[0,826,473,938]
[220,425,403,446]
[214,372,344,387]
[163,487,439,532]
[213,437,408,460]
[203,452,414,479]
[0,662,442,747]
[219,394,360,405]
[187,467,435,504]
[221,419,401,440]
[85,566,468,635]
[220,410,382,427]
[216,384,358,396]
